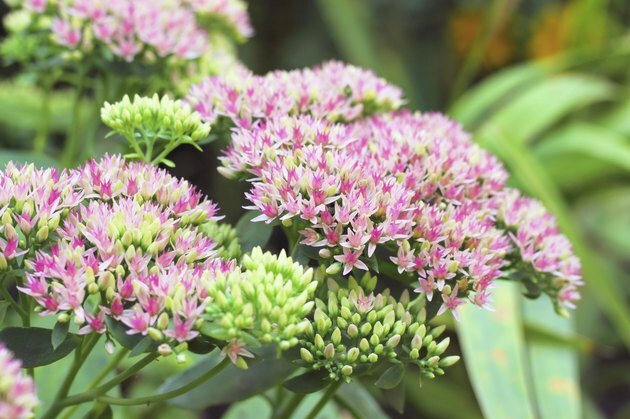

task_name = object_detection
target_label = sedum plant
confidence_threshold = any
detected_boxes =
[0,14,584,418]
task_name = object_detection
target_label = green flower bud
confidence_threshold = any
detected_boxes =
[439,356,460,367]
[324,343,335,359]
[331,328,342,346]
[326,263,341,275]
[435,338,450,356]
[300,348,314,363]
[346,347,360,363]
[341,365,353,376]
[148,328,164,341]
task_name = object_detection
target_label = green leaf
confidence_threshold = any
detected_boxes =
[51,321,70,350]
[166,346,296,409]
[283,370,329,394]
[235,211,274,252]
[129,335,154,358]
[535,123,630,172]
[381,382,405,414]
[336,382,389,419]
[478,74,614,146]
[0,150,58,168]
[222,396,271,419]
[0,327,79,368]
[523,298,581,419]
[457,282,537,419]
[450,65,546,129]
[0,301,8,325]
[599,97,630,136]
[374,362,405,390]
[105,318,141,349]
[404,372,483,419]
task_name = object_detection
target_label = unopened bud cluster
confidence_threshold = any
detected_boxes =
[198,221,241,260]
[298,274,457,382]
[101,95,210,163]
[204,247,318,357]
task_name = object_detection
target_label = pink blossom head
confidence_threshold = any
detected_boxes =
[0,161,83,271]
[77,155,222,226]
[0,344,39,419]
[19,197,234,348]
[219,109,582,318]
[186,61,405,128]
[10,0,252,66]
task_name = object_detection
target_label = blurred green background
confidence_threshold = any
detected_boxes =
[1,0,629,418]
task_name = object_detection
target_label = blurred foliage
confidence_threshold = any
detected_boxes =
[0,0,629,418]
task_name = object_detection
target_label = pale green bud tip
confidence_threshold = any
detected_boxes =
[439,356,460,367]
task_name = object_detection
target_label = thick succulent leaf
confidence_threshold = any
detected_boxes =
[336,382,389,419]
[165,346,296,409]
[235,211,274,252]
[283,370,329,394]
[404,372,483,419]
[457,282,537,419]
[0,327,79,368]
[523,298,581,419]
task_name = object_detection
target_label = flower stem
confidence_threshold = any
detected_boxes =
[305,381,342,419]
[54,352,159,409]
[95,356,231,406]
[59,347,130,419]
[273,391,306,419]
[41,333,101,419]
[0,279,29,325]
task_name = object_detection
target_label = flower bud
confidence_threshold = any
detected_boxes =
[300,348,314,363]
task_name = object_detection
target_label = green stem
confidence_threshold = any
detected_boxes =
[55,352,159,409]
[96,357,230,406]
[41,333,101,419]
[333,394,361,419]
[305,381,342,419]
[0,280,29,324]
[150,140,181,165]
[60,348,130,419]
[274,391,307,419]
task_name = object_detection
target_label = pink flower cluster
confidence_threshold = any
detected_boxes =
[0,155,220,274]
[25,0,251,62]
[0,155,237,345]
[186,61,405,128]
[77,155,221,226]
[0,162,83,270]
[0,343,39,419]
[217,110,582,317]
[494,189,582,309]
[20,197,235,343]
